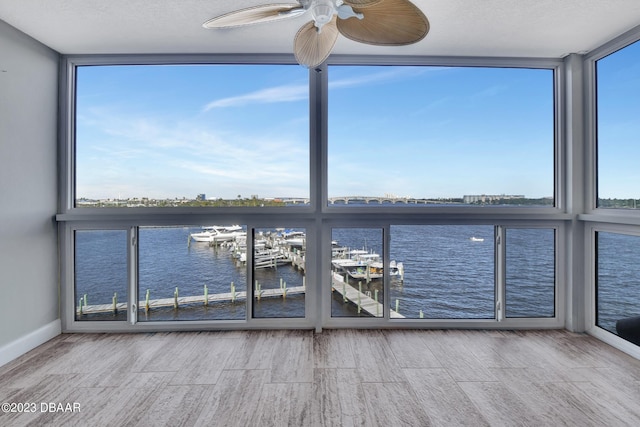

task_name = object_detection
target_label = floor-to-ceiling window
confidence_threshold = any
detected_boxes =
[323,63,560,326]
[59,56,562,332]
[589,36,640,348]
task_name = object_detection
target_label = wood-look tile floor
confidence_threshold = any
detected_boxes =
[1,329,640,426]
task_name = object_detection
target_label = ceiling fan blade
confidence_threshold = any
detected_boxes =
[203,4,305,29]
[337,0,429,45]
[294,18,340,68]
[343,0,384,8]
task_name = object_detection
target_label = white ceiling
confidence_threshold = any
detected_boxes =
[1,0,640,59]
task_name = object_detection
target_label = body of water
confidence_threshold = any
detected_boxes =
[597,232,640,333]
[74,226,639,332]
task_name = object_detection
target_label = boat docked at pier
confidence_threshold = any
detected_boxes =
[331,248,403,281]
[280,230,306,248]
[189,225,245,243]
[231,229,306,270]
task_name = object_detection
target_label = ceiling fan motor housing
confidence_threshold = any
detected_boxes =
[312,0,338,31]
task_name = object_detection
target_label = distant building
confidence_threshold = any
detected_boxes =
[463,194,525,204]
[196,193,206,201]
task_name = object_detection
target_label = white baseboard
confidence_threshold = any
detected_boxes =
[588,326,640,360]
[0,319,61,367]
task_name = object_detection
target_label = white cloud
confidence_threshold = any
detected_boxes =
[329,66,445,90]
[201,66,445,112]
[202,84,308,111]
[77,103,309,199]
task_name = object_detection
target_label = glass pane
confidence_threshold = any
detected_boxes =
[597,40,640,209]
[390,225,494,319]
[331,228,384,317]
[328,66,554,207]
[76,64,309,207]
[596,232,640,339]
[75,230,127,321]
[138,226,247,321]
[505,228,555,318]
[252,228,306,318]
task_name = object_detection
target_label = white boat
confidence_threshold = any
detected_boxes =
[331,249,402,281]
[470,237,485,242]
[189,225,245,243]
[280,230,306,247]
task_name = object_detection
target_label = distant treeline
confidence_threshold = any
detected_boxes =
[77,196,287,208]
[83,196,611,208]
[180,198,287,207]
[597,198,640,209]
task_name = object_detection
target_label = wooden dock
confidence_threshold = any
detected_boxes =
[251,247,305,271]
[288,250,305,271]
[79,272,403,318]
[331,272,405,318]
[77,286,306,315]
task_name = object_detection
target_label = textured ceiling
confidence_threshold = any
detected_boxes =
[1,0,640,58]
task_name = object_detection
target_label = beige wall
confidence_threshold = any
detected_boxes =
[0,19,59,350]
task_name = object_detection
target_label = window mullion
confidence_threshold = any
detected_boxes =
[129,226,138,325]
[495,226,505,321]
[383,224,390,320]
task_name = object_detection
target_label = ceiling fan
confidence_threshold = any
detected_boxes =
[203,0,429,68]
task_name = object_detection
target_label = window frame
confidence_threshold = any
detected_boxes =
[581,26,640,359]
[499,225,558,321]
[58,53,567,333]
[586,222,640,357]
[322,56,564,216]
[59,55,318,217]
[585,31,640,217]
[592,228,640,332]
[324,60,561,214]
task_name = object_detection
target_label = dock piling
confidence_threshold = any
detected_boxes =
[255,280,262,300]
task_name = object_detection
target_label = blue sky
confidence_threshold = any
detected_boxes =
[597,40,640,200]
[328,66,553,199]
[75,52,638,201]
[76,65,310,200]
